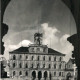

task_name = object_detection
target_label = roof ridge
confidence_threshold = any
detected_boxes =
[9,46,65,56]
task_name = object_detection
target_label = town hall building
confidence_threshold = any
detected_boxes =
[9,33,77,80]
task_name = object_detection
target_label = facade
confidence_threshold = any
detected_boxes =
[9,33,77,80]
[0,57,7,78]
[65,59,77,80]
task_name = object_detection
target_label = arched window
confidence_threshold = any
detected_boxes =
[19,71,22,76]
[54,57,56,61]
[59,64,61,69]
[13,63,15,68]
[49,72,52,80]
[37,56,39,61]
[13,71,16,76]
[25,63,28,68]
[67,72,71,77]
[49,56,51,61]
[59,72,61,76]
[25,71,28,76]
[32,71,36,78]
[59,57,62,61]
[13,55,16,60]
[19,63,22,68]
[54,72,56,76]
[43,56,45,61]
[44,71,47,78]
[54,64,56,69]
[38,71,42,79]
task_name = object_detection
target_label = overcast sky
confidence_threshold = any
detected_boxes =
[2,0,76,62]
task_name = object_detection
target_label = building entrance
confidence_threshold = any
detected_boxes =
[66,72,72,80]
[32,71,36,80]
[44,71,47,80]
[38,71,42,80]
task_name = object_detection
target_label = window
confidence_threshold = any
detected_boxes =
[43,48,46,52]
[37,63,39,68]
[19,55,22,60]
[19,63,22,68]
[26,56,28,59]
[13,71,16,76]
[31,64,33,68]
[37,48,40,52]
[25,71,28,76]
[32,48,34,52]
[54,64,56,69]
[62,72,64,76]
[60,57,62,61]
[13,63,15,68]
[13,55,16,60]
[67,72,71,77]
[37,56,39,60]
[54,57,56,61]
[54,72,56,76]
[43,56,45,61]
[43,64,45,68]
[25,63,28,68]
[32,71,36,78]
[19,71,22,76]
[32,56,34,60]
[59,72,61,76]
[69,65,70,68]
[44,71,47,78]
[49,56,51,61]
[59,64,61,69]
[49,64,51,68]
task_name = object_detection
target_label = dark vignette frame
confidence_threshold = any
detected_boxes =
[0,0,80,79]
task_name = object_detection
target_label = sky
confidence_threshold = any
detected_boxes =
[2,0,77,62]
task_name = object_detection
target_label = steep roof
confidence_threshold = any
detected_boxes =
[67,58,75,64]
[10,47,29,53]
[9,47,65,56]
[48,48,65,55]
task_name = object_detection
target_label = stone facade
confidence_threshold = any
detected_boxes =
[9,48,65,80]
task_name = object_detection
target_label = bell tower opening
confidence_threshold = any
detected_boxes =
[34,33,43,45]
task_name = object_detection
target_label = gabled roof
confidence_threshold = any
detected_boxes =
[67,58,75,64]
[48,48,65,56]
[9,47,65,56]
[70,59,75,64]
[10,47,29,53]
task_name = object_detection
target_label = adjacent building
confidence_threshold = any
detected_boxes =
[65,59,77,80]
